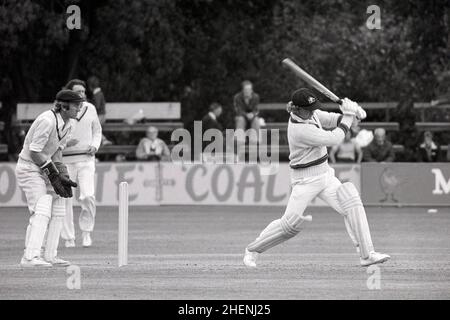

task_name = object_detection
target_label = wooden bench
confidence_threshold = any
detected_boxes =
[102,122,183,133]
[237,143,405,159]
[415,122,450,132]
[97,145,136,155]
[414,102,450,122]
[260,102,398,121]
[263,121,399,131]
[14,102,182,132]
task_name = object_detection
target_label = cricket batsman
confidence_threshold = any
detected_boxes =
[60,79,102,248]
[16,89,81,267]
[243,88,390,268]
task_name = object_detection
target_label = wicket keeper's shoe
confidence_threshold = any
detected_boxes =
[82,232,92,247]
[65,239,75,248]
[243,248,259,268]
[360,251,390,267]
[20,256,52,267]
[45,257,71,267]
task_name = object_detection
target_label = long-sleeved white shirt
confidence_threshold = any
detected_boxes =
[62,101,102,163]
[288,110,353,178]
[19,110,74,164]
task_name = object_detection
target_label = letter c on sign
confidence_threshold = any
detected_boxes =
[186,165,208,201]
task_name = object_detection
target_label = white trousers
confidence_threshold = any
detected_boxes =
[15,159,55,213]
[286,167,346,219]
[61,160,96,240]
[247,167,359,253]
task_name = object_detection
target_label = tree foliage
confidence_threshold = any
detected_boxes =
[0,0,448,114]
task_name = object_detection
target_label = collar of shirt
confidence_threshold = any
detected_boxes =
[290,112,319,126]
[208,112,216,120]
[76,103,89,121]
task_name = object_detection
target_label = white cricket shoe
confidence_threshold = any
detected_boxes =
[243,248,259,268]
[45,257,71,267]
[82,232,92,247]
[360,251,390,267]
[20,256,52,267]
[65,239,76,248]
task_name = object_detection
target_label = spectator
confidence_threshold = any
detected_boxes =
[201,102,223,154]
[233,80,260,142]
[136,126,170,161]
[202,102,223,132]
[329,131,363,163]
[87,76,112,146]
[363,128,395,162]
[417,131,441,162]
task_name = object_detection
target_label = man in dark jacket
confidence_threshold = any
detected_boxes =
[363,128,395,162]
[233,80,260,142]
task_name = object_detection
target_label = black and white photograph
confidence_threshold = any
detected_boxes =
[0,0,449,307]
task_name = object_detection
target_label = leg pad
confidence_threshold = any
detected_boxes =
[337,182,374,259]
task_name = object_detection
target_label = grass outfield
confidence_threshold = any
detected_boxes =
[0,205,449,299]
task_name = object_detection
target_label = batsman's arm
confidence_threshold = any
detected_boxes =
[294,114,354,147]
[315,110,342,129]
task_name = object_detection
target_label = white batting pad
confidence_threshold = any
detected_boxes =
[337,182,374,259]
[247,214,305,253]
[44,197,66,260]
[24,195,52,260]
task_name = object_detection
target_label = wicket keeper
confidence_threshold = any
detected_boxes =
[243,88,390,268]
[16,90,81,267]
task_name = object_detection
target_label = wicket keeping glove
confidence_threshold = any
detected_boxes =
[41,161,77,198]
[54,162,78,195]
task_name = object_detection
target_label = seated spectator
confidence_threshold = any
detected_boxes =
[329,131,363,163]
[202,102,223,132]
[87,76,112,146]
[136,126,170,161]
[234,80,260,142]
[417,131,441,162]
[363,128,395,162]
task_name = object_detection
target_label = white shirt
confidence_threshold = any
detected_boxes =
[62,102,102,163]
[19,109,74,163]
[288,110,352,167]
[208,112,216,120]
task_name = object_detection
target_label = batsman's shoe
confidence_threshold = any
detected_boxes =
[46,257,71,267]
[243,248,259,268]
[82,232,92,247]
[360,251,390,267]
[20,256,52,267]
[65,239,75,248]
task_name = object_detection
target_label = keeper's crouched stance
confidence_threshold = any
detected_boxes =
[16,90,81,267]
[243,88,390,268]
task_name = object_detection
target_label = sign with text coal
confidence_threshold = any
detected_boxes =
[0,162,360,207]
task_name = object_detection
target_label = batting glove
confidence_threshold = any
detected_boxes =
[356,105,367,120]
[340,98,358,116]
